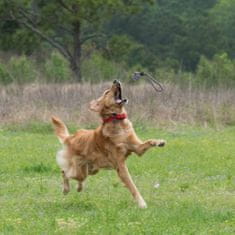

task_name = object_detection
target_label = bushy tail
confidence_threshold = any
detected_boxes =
[51,116,69,143]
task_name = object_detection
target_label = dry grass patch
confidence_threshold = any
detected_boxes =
[0,83,234,127]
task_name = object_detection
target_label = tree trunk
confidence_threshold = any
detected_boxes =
[71,20,82,82]
[70,57,81,81]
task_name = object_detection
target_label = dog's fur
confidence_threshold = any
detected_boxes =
[52,80,166,208]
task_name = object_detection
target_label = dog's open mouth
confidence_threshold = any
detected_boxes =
[113,80,128,105]
[115,86,122,104]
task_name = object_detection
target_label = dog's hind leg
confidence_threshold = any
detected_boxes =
[76,164,88,192]
[77,182,83,192]
[117,161,147,209]
[62,170,70,195]
[56,149,71,194]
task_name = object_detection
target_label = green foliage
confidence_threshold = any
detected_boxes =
[0,22,41,54]
[0,62,13,84]
[0,0,152,80]
[45,51,72,82]
[82,52,127,82]
[210,0,235,58]
[106,35,142,63]
[0,50,234,87]
[106,0,232,72]
[0,0,235,84]
[8,55,36,83]
[196,53,235,87]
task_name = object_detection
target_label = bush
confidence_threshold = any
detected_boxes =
[45,51,72,82]
[8,55,36,84]
[196,53,235,87]
[0,62,13,84]
[82,52,127,82]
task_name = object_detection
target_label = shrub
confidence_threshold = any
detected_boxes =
[196,53,235,87]
[45,51,72,82]
[0,62,13,84]
[8,55,36,84]
[82,52,127,82]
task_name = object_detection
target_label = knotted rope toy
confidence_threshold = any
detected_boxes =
[132,72,164,92]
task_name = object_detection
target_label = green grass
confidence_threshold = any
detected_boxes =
[0,124,234,234]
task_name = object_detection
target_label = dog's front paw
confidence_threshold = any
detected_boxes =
[137,199,148,209]
[157,139,166,147]
[150,139,166,147]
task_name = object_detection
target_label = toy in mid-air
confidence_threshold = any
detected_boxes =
[132,71,164,93]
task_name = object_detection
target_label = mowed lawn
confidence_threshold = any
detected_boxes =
[0,124,234,234]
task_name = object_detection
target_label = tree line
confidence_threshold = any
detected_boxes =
[0,0,234,84]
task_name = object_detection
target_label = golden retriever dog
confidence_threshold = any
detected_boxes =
[51,80,166,208]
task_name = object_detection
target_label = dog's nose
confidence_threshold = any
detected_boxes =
[113,80,121,85]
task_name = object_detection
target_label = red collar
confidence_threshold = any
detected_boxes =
[103,113,127,123]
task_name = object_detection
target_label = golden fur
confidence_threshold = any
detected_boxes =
[52,80,166,208]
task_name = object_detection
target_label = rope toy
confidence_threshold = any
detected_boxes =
[132,72,164,92]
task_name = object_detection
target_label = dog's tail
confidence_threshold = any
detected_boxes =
[51,116,69,144]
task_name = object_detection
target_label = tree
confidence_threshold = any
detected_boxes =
[0,0,152,81]
[106,0,219,71]
[210,0,235,59]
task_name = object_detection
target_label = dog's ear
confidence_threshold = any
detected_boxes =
[89,99,102,112]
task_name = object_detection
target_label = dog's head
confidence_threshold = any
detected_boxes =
[89,80,128,116]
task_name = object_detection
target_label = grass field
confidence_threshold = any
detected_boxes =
[0,124,234,234]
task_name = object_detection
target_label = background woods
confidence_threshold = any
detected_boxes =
[0,0,234,127]
[0,0,234,85]
[0,0,152,81]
